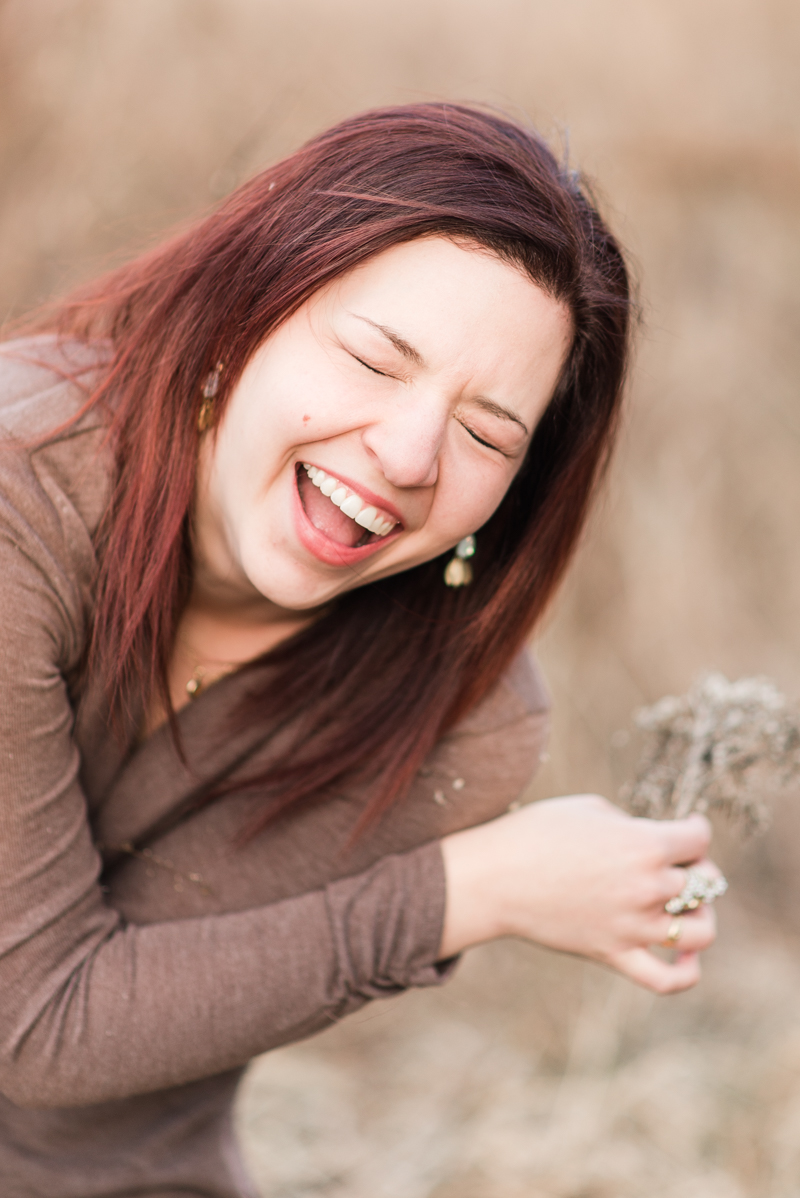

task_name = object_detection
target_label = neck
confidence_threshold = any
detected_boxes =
[140,584,322,742]
[179,585,322,665]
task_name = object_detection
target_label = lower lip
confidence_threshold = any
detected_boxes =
[291,471,401,567]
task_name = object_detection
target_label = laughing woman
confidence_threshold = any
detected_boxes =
[0,104,717,1197]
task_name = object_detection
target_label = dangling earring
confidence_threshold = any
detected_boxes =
[197,362,223,432]
[444,535,476,587]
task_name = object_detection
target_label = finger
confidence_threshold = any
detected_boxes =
[657,857,727,911]
[651,905,717,952]
[657,812,712,866]
[609,946,702,994]
[661,864,691,905]
[692,856,724,881]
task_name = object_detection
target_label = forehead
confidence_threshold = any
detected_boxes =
[310,237,572,412]
[325,235,558,315]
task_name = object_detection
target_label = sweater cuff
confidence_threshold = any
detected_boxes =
[324,840,458,1003]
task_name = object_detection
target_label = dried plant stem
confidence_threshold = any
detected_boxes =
[673,704,716,819]
[620,673,800,835]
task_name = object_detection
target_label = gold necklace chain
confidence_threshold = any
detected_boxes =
[180,638,241,701]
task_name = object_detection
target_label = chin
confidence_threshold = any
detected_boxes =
[244,557,349,612]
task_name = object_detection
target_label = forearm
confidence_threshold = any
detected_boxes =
[0,844,448,1108]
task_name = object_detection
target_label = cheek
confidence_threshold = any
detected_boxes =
[254,366,354,446]
[468,484,510,531]
[435,460,516,540]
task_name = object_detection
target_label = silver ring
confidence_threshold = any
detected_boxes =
[665,869,728,915]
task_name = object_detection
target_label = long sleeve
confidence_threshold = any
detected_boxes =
[0,407,449,1110]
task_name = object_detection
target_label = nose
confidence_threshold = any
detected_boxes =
[360,391,448,490]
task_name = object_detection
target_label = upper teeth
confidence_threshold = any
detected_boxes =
[302,465,396,537]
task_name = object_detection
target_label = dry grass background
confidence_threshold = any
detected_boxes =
[2,1,800,1193]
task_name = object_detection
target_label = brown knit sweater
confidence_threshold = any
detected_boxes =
[0,338,550,1198]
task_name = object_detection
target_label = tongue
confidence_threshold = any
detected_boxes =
[298,470,365,548]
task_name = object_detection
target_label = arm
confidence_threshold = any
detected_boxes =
[440,794,717,993]
[0,451,448,1109]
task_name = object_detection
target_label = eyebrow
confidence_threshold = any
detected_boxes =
[350,313,530,436]
[351,315,425,366]
[473,396,529,436]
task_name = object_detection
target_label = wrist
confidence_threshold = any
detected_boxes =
[438,823,507,958]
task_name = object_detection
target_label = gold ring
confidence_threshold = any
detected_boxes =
[663,916,683,948]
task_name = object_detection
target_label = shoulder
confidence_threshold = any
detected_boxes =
[0,334,109,434]
[346,650,550,860]
[451,647,550,740]
[0,335,113,538]
[405,648,551,830]
[447,648,551,791]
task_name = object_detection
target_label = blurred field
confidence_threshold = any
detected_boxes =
[2,1,800,1193]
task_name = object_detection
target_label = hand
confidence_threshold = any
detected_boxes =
[438,795,718,994]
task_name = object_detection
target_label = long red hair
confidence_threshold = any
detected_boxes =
[29,103,631,835]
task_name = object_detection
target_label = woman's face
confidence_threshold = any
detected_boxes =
[196,236,572,614]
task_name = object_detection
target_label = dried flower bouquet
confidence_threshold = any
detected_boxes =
[621,673,800,835]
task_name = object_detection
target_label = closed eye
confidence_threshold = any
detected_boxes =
[457,418,507,456]
[352,354,390,377]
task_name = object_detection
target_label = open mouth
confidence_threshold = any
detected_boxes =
[296,464,400,549]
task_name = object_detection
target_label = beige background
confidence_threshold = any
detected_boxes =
[2,2,800,1194]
